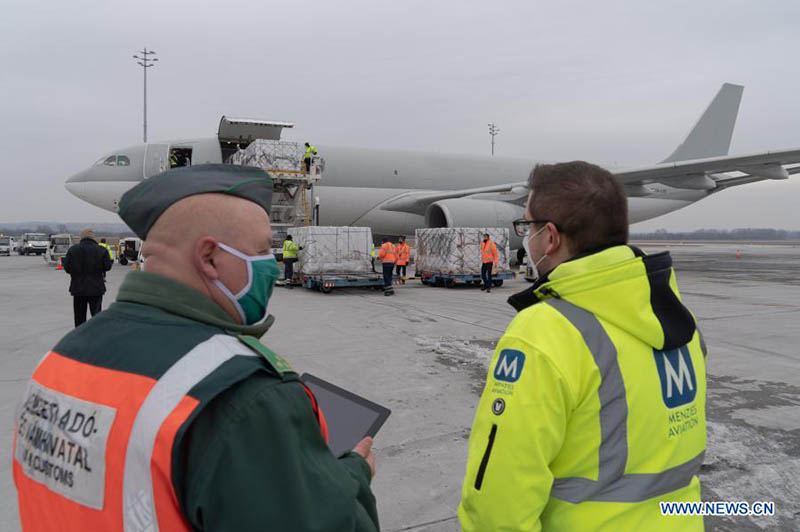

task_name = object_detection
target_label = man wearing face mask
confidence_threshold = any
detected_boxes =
[459,162,706,531]
[12,165,379,532]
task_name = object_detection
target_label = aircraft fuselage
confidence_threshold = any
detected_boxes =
[65,139,707,241]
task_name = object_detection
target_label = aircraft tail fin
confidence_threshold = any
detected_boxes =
[661,83,744,163]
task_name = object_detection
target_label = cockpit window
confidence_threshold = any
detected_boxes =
[94,155,132,166]
[94,155,130,166]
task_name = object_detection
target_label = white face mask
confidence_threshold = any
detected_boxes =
[523,225,548,281]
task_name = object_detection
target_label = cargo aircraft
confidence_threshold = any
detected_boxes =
[66,83,799,252]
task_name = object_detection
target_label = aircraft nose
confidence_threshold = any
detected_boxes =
[66,168,90,184]
[65,169,90,201]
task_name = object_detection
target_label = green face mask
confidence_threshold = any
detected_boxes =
[213,243,280,325]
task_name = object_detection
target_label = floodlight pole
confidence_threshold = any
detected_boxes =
[133,48,158,143]
[488,122,500,156]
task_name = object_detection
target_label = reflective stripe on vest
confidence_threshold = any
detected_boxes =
[396,244,410,265]
[546,298,704,504]
[481,241,497,263]
[283,241,298,259]
[380,243,396,263]
[123,335,257,532]
[13,334,257,532]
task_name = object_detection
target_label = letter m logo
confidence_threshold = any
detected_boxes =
[653,346,697,408]
[494,350,526,383]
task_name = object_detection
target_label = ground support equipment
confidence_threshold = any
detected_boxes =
[418,270,514,288]
[302,273,384,294]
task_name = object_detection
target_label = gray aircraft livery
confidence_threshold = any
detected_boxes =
[66,83,799,249]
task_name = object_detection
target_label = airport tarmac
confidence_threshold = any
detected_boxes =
[1,243,798,531]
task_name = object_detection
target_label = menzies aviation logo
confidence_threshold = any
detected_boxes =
[653,346,697,408]
[494,350,526,383]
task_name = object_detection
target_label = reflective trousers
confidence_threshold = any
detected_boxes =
[382,263,395,290]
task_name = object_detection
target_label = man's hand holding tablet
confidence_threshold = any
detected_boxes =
[352,436,376,477]
[300,374,391,471]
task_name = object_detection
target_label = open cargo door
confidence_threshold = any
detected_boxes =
[218,116,294,161]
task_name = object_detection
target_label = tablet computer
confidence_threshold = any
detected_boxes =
[300,373,391,457]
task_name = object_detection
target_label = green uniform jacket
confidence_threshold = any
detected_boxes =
[459,246,706,531]
[283,239,299,259]
[53,271,379,531]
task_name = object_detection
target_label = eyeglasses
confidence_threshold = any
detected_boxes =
[512,218,558,237]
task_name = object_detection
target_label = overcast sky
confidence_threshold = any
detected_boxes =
[2,0,799,230]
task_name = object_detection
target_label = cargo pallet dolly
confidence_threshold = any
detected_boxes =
[419,270,515,288]
[302,273,385,294]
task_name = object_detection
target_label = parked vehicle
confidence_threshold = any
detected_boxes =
[44,234,73,265]
[0,236,11,256]
[118,237,142,265]
[19,233,49,255]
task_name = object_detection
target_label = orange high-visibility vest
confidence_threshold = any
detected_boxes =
[378,242,396,263]
[396,243,410,266]
[481,240,499,264]
[13,350,196,532]
[13,337,329,532]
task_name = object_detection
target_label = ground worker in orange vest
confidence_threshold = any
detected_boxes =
[12,165,379,532]
[378,237,396,296]
[480,232,499,293]
[395,236,411,285]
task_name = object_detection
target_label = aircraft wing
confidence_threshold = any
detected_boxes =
[615,147,800,192]
[380,81,799,216]
[379,182,528,215]
[379,148,800,215]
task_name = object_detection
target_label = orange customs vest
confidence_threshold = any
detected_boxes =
[396,243,410,266]
[13,333,325,532]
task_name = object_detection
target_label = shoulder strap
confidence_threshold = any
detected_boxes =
[236,334,295,379]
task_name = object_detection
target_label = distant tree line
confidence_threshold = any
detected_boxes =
[631,228,800,241]
[0,223,134,238]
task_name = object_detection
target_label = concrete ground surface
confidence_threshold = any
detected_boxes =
[1,243,798,531]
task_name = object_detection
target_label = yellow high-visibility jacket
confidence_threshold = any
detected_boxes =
[99,242,113,260]
[459,245,706,531]
[282,239,299,259]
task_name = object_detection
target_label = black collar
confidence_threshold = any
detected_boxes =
[506,243,634,313]
[506,271,552,312]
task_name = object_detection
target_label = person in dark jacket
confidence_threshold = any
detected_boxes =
[62,227,112,326]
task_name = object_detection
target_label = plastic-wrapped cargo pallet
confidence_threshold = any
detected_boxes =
[228,139,302,172]
[289,226,373,275]
[415,228,511,274]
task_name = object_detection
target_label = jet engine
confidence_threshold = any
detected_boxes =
[424,198,525,249]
